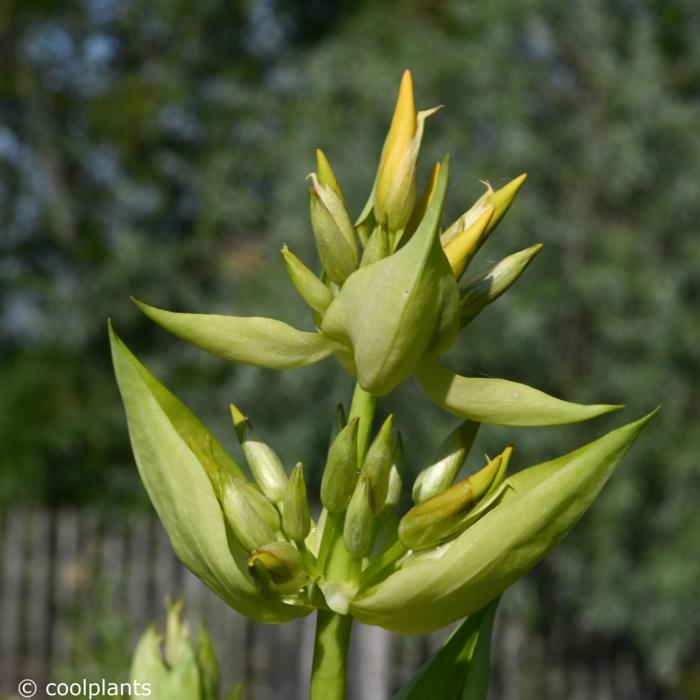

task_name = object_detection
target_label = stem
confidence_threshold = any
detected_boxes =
[310,609,353,700]
[310,383,374,698]
[348,382,377,463]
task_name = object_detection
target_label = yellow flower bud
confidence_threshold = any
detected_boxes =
[374,70,441,232]
[248,542,309,596]
[442,206,494,279]
[442,173,528,246]
[398,451,505,551]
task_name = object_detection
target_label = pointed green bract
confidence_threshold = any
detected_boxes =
[109,325,308,623]
[351,411,656,632]
[321,158,460,396]
[392,599,498,700]
[134,299,336,369]
[417,361,622,427]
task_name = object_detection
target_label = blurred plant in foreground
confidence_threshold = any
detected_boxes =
[131,599,243,700]
[112,70,655,698]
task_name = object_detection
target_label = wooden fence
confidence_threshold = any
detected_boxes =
[0,509,678,699]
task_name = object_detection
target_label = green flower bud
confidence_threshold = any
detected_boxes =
[360,226,391,267]
[230,404,288,503]
[398,451,505,551]
[281,245,333,314]
[248,541,308,595]
[235,478,281,532]
[280,463,311,543]
[460,244,543,325]
[360,414,395,514]
[320,417,359,512]
[343,476,374,558]
[383,432,404,513]
[308,152,358,284]
[220,473,277,553]
[412,420,480,504]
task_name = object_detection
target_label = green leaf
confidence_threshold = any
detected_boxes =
[392,599,498,700]
[417,361,622,426]
[321,157,460,396]
[134,299,336,369]
[351,410,656,632]
[110,323,309,623]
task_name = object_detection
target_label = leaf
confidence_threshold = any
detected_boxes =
[134,299,336,369]
[321,157,460,396]
[109,324,243,479]
[392,599,498,700]
[110,323,309,623]
[351,410,657,632]
[417,361,622,426]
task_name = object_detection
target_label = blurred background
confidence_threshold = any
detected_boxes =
[1,0,699,697]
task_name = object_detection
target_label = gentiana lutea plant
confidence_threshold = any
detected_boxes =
[111,70,656,699]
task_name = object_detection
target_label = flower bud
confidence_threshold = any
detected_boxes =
[248,541,307,595]
[309,152,358,284]
[343,476,374,557]
[360,415,395,514]
[230,404,288,503]
[373,70,441,232]
[360,226,390,266]
[320,417,359,512]
[399,451,505,551]
[401,161,442,247]
[442,206,494,279]
[281,245,333,314]
[220,473,277,553]
[383,432,404,513]
[236,478,281,532]
[280,463,311,543]
[441,173,528,246]
[412,420,480,504]
[460,244,543,324]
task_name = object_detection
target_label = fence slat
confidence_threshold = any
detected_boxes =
[25,509,51,682]
[50,509,80,675]
[0,510,25,686]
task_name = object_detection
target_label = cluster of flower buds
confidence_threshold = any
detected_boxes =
[112,70,655,635]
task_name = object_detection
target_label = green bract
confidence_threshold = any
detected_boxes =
[111,68,656,700]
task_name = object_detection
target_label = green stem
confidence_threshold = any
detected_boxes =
[310,609,353,700]
[348,382,377,463]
